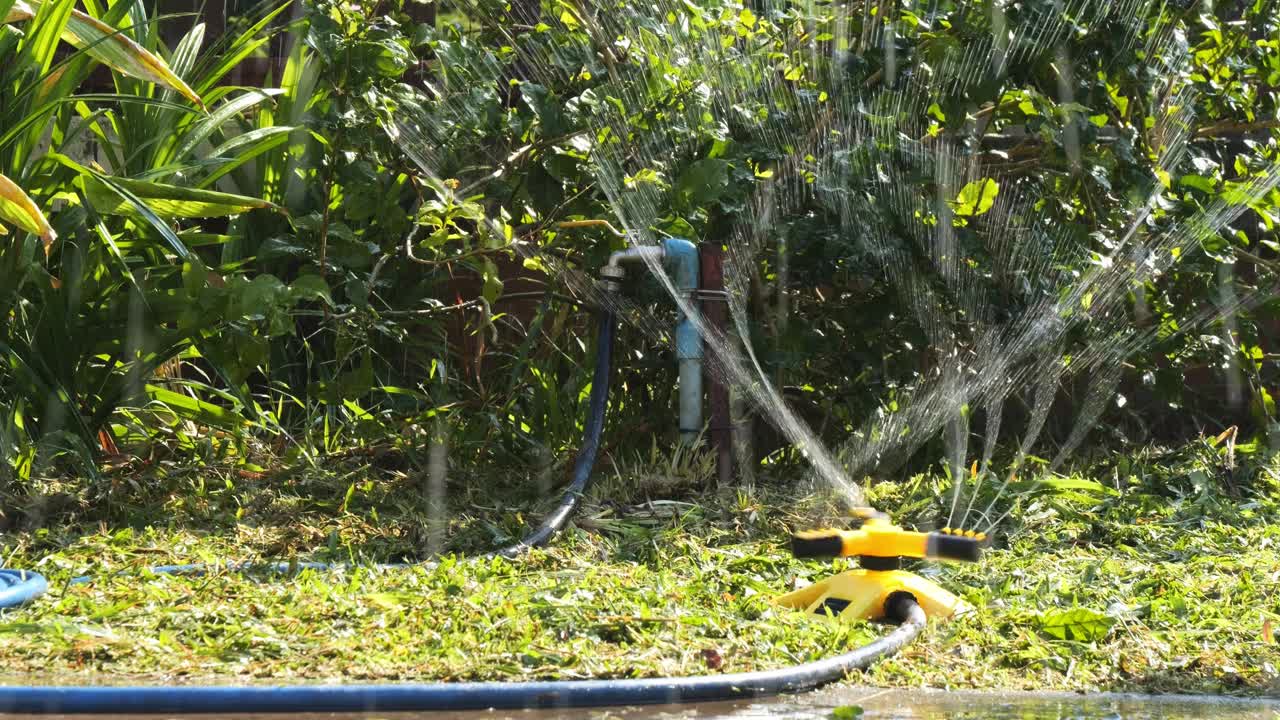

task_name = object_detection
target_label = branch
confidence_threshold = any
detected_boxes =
[1193,119,1280,139]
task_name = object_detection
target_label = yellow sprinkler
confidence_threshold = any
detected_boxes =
[776,509,987,622]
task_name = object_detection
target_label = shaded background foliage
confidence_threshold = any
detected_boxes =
[2,0,1279,503]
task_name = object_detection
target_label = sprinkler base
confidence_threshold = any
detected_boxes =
[777,568,968,622]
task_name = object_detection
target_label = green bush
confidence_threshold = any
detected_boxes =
[4,0,1279,488]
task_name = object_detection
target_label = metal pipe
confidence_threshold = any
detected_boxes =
[605,245,664,273]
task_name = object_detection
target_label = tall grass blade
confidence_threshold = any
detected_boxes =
[7,1,205,108]
[58,8,206,109]
[3,0,32,23]
[83,176,284,218]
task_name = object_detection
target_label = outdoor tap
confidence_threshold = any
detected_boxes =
[604,245,666,275]
[601,245,665,293]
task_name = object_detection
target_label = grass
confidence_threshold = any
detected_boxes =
[0,440,1278,696]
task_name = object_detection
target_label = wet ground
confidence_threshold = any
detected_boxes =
[9,687,1280,719]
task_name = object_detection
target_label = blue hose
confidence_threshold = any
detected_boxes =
[0,569,47,609]
[0,307,928,713]
[0,600,926,714]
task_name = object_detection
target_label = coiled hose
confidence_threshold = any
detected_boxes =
[0,308,928,713]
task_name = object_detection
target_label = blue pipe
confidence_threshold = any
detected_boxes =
[662,238,703,443]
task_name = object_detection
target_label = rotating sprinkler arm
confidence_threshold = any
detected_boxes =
[791,513,988,564]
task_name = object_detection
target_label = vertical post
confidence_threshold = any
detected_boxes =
[699,242,733,486]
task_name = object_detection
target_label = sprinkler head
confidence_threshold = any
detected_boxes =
[778,512,985,621]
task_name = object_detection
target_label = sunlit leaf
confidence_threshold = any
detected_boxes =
[83,177,283,218]
[0,173,57,255]
[57,6,205,108]
[1180,174,1216,194]
[954,178,1000,217]
[3,0,34,23]
[1037,476,1116,495]
[1039,607,1116,642]
[172,89,285,161]
[6,1,204,106]
[145,384,242,429]
[62,163,194,260]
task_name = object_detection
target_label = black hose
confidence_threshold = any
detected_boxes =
[498,307,615,557]
[0,599,926,714]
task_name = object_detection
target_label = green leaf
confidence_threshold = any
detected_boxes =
[182,256,208,298]
[480,257,503,305]
[84,177,282,218]
[954,178,1000,217]
[54,156,194,259]
[0,173,57,253]
[1039,607,1116,642]
[145,384,241,429]
[56,6,206,108]
[196,127,295,189]
[831,707,864,719]
[193,2,292,94]
[167,21,205,81]
[676,158,729,209]
[171,89,284,162]
[1180,175,1217,194]
[289,275,333,306]
[1038,476,1115,495]
[17,0,73,74]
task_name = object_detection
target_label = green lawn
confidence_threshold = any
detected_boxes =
[1,444,1277,695]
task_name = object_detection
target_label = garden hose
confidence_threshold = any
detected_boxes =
[0,596,926,714]
[0,306,931,713]
[0,569,47,610]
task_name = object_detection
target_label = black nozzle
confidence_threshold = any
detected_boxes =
[791,532,844,559]
[925,531,985,562]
